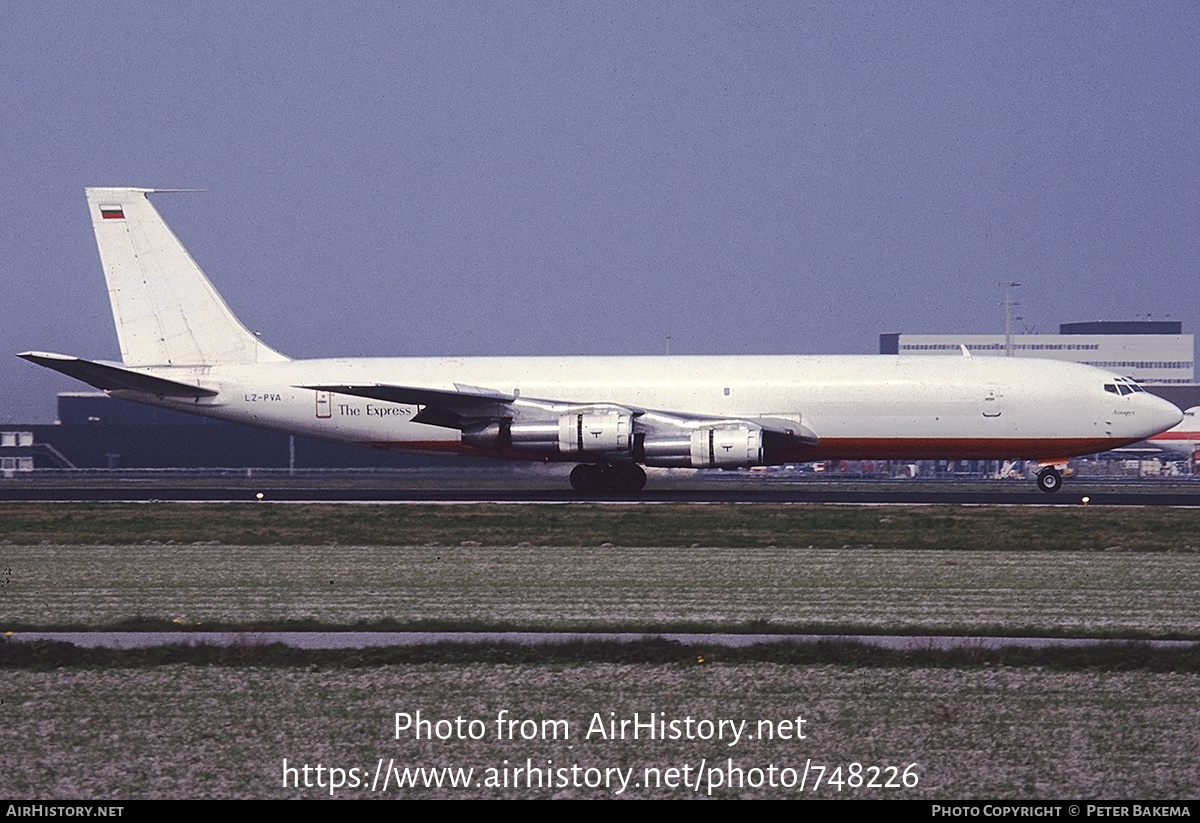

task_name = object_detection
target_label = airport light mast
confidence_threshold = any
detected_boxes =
[1002,281,1021,357]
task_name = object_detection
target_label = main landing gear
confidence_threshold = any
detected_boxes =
[1036,466,1063,494]
[569,462,648,493]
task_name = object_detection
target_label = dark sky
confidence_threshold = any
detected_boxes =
[3,2,1197,421]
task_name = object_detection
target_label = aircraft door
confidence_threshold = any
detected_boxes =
[981,387,1007,424]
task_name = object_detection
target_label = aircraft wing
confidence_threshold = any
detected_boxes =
[301,381,819,454]
[303,382,514,408]
[18,352,218,398]
[755,416,821,442]
[301,382,518,428]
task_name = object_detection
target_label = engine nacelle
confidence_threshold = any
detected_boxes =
[691,425,763,468]
[641,425,764,468]
[461,407,633,456]
[559,409,632,453]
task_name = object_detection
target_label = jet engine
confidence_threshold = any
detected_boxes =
[461,405,633,456]
[459,401,811,470]
[641,425,764,468]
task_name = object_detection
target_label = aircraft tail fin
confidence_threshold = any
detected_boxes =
[85,187,289,367]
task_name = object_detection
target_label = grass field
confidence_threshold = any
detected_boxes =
[2,502,1198,800]
[2,544,1199,637]
[3,501,1200,550]
[2,502,1199,636]
[2,663,1197,799]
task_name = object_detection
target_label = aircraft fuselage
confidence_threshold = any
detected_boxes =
[111,353,1178,463]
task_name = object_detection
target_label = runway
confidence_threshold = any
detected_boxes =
[1,484,1198,505]
[8,631,1197,651]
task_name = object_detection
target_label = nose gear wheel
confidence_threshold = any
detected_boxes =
[1036,466,1062,494]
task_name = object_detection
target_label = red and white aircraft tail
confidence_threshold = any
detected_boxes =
[1109,406,1200,459]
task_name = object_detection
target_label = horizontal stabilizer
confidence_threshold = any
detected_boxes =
[18,352,218,398]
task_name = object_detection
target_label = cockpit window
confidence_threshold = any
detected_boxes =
[1107,377,1145,395]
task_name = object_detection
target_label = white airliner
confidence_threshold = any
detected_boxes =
[19,188,1183,493]
[1107,407,1199,460]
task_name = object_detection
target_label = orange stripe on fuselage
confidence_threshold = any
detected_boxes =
[786,437,1129,461]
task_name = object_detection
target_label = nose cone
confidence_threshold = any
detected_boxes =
[1141,394,1184,437]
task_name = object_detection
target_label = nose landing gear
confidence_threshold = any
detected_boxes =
[569,462,648,493]
[1036,466,1062,494]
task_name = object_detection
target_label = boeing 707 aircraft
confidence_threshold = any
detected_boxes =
[19,188,1183,493]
